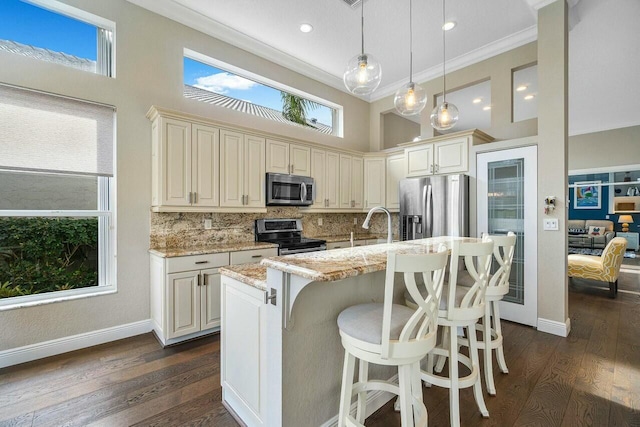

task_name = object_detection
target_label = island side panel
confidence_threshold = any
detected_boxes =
[280,271,406,426]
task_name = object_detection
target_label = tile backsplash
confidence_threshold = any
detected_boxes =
[150,208,399,248]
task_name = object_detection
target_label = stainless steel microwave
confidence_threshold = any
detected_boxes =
[266,173,314,206]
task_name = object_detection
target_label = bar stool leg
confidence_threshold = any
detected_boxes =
[484,303,496,396]
[493,302,509,374]
[448,326,460,427]
[356,360,368,423]
[411,361,424,424]
[398,364,415,426]
[435,327,449,374]
[469,323,489,417]
[338,351,356,427]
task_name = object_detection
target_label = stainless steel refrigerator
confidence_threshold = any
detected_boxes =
[399,175,469,240]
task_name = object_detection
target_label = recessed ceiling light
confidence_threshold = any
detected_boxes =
[299,23,313,33]
[516,85,527,92]
[524,94,535,100]
[472,98,482,104]
[442,21,456,31]
[483,106,491,111]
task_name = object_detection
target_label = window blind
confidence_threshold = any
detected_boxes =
[0,84,114,177]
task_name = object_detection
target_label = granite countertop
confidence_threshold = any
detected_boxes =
[260,236,481,282]
[219,264,268,291]
[149,241,278,258]
[313,233,392,243]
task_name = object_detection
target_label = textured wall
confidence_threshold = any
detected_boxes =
[150,210,400,248]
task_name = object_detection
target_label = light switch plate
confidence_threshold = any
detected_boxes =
[543,218,558,231]
[204,219,212,230]
[353,218,358,225]
[317,218,323,226]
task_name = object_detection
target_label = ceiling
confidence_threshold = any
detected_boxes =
[129,0,640,136]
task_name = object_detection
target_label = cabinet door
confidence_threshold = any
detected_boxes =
[265,139,289,174]
[162,118,192,206]
[167,271,200,339]
[405,144,433,177]
[220,130,245,207]
[245,135,266,207]
[351,156,364,209]
[364,157,385,209]
[386,154,405,210]
[201,268,221,330]
[192,124,219,207]
[290,144,311,176]
[339,154,353,208]
[434,138,468,174]
[325,151,340,208]
[310,149,326,208]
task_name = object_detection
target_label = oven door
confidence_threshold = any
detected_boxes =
[279,244,326,255]
[266,173,314,206]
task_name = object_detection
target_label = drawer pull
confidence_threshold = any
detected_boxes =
[251,255,263,258]
[195,261,209,264]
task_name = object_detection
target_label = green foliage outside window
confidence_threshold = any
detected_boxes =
[0,217,99,298]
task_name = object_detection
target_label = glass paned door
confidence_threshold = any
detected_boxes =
[477,146,537,326]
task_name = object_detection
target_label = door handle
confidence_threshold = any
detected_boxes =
[197,273,201,286]
[203,273,208,286]
[301,182,307,203]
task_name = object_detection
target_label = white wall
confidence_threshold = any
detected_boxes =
[0,0,371,352]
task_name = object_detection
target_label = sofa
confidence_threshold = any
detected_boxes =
[568,237,627,298]
[568,219,615,249]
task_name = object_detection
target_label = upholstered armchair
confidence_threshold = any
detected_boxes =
[568,237,628,298]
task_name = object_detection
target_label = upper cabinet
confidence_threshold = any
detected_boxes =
[151,116,220,208]
[266,139,311,176]
[404,130,493,177]
[339,154,363,209]
[385,153,406,211]
[220,130,265,208]
[364,157,386,209]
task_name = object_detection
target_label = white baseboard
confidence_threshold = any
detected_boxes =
[0,319,152,369]
[320,374,398,427]
[537,317,571,337]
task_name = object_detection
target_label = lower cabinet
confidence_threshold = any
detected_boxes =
[150,247,277,346]
[326,239,381,250]
[221,275,267,426]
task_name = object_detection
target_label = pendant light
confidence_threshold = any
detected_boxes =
[394,0,427,116]
[430,0,459,130]
[343,0,382,95]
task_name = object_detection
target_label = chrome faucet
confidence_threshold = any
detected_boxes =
[362,206,393,244]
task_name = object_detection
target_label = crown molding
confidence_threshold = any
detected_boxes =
[370,25,538,102]
[525,0,560,11]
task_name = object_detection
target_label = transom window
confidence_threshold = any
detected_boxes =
[0,84,115,309]
[0,0,115,77]
[183,49,342,137]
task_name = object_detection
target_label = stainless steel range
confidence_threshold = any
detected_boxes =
[255,218,326,255]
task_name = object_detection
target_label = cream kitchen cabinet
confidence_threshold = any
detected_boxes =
[151,116,220,208]
[386,153,405,210]
[339,154,364,209]
[405,137,468,177]
[150,252,229,346]
[364,157,386,209]
[309,148,340,209]
[266,139,311,176]
[220,130,266,208]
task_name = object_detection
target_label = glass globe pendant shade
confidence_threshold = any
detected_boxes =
[430,101,459,130]
[394,82,427,116]
[343,54,382,95]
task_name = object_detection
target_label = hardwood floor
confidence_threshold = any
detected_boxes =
[1,269,639,426]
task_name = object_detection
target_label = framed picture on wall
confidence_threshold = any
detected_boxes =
[574,181,601,209]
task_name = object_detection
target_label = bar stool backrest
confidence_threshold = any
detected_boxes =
[483,232,517,294]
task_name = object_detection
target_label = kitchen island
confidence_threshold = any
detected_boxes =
[220,237,480,427]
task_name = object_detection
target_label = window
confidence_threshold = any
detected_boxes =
[0,84,115,308]
[512,64,538,122]
[183,49,342,137]
[434,79,491,134]
[0,0,115,77]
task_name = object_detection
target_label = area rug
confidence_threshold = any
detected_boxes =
[568,247,637,258]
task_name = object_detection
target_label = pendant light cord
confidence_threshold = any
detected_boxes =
[442,0,446,102]
[409,0,413,83]
[361,0,365,55]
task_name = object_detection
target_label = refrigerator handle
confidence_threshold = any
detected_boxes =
[426,184,433,238]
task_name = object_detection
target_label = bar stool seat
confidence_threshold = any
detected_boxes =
[337,249,448,427]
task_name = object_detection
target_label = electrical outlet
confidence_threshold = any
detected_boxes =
[353,217,358,225]
[204,219,212,230]
[317,218,323,226]
[543,218,558,231]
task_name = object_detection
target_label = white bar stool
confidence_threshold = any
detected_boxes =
[411,240,494,427]
[337,249,449,427]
